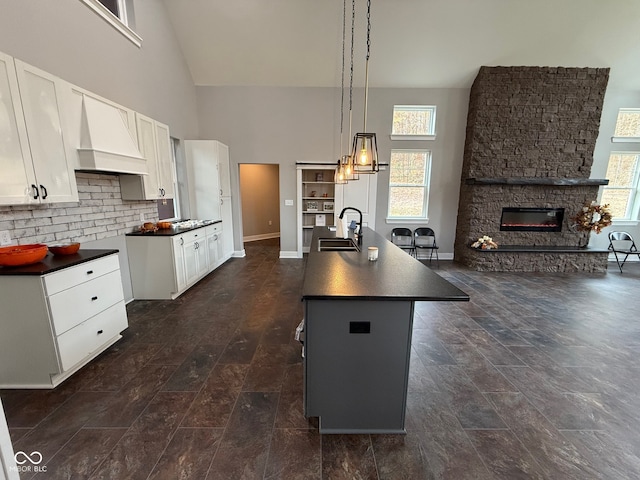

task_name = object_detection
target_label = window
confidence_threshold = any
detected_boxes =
[600,152,640,220]
[602,108,640,221]
[387,150,431,221]
[613,109,640,140]
[80,0,141,47]
[158,137,181,220]
[391,105,436,140]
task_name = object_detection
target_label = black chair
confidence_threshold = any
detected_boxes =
[391,228,414,256]
[414,227,439,266]
[608,231,640,273]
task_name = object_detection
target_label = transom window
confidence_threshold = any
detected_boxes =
[387,150,431,220]
[391,105,436,139]
[80,0,141,47]
[613,109,640,140]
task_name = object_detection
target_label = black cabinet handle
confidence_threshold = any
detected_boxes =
[31,184,39,199]
[91,296,98,301]
[87,270,94,275]
[97,329,103,335]
[40,185,48,199]
[180,237,184,246]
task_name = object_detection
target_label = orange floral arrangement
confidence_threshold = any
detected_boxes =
[572,202,612,234]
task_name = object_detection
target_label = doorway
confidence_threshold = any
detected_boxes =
[239,164,280,244]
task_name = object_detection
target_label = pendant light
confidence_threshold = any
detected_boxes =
[342,0,359,181]
[351,0,378,174]
[335,0,357,184]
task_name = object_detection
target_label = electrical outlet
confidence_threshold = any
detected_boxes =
[139,213,144,223]
[0,230,11,246]
[268,220,272,225]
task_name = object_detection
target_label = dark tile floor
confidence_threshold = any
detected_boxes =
[2,239,640,479]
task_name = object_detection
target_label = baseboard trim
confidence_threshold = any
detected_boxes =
[243,233,280,242]
[279,251,299,259]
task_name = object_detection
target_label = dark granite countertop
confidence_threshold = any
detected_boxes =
[125,220,221,237]
[0,249,119,276]
[302,227,469,301]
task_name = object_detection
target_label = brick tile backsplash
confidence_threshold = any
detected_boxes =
[0,173,158,245]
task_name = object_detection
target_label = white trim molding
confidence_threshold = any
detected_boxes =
[79,0,142,47]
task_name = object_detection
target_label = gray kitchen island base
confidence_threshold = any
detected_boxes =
[304,299,413,434]
[302,226,469,434]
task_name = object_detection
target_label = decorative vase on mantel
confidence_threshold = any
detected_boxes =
[577,232,590,249]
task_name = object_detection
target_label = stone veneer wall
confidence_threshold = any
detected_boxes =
[0,173,158,245]
[454,66,610,272]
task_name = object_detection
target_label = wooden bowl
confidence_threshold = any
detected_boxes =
[157,221,172,229]
[0,244,49,267]
[48,243,81,256]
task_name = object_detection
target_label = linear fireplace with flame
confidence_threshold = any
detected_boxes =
[500,207,564,232]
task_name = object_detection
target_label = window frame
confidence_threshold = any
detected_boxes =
[611,108,640,143]
[79,0,142,47]
[386,149,432,224]
[601,150,640,223]
[390,105,437,141]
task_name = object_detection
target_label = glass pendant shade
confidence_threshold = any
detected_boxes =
[341,154,359,181]
[334,160,348,184]
[351,132,378,173]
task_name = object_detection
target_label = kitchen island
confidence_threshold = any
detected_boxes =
[302,226,469,433]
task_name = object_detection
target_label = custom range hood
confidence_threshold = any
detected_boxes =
[76,96,148,175]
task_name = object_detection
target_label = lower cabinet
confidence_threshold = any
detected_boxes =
[0,253,129,388]
[126,222,228,300]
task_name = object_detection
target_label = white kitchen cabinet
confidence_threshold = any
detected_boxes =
[0,253,128,388]
[172,235,187,293]
[120,114,174,200]
[183,229,208,285]
[185,139,235,260]
[0,54,78,205]
[185,140,222,221]
[220,197,234,260]
[206,222,224,270]
[126,224,224,300]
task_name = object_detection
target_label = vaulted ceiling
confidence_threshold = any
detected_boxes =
[163,0,640,91]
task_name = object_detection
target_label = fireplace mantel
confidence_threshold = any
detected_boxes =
[465,177,609,186]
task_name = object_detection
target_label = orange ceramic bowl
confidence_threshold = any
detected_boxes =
[157,221,172,229]
[49,243,81,256]
[0,244,49,267]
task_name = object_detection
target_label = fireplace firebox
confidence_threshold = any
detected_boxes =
[500,207,564,232]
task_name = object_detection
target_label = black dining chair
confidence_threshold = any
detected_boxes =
[414,227,439,266]
[391,228,415,257]
[608,231,640,273]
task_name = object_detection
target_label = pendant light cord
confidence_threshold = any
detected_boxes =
[340,0,346,156]
[363,0,371,132]
[349,0,355,144]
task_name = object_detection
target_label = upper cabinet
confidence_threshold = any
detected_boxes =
[0,53,78,205]
[119,113,174,200]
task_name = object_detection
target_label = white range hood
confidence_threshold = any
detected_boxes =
[76,96,148,175]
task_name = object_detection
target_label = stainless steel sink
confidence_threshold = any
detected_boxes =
[317,238,360,252]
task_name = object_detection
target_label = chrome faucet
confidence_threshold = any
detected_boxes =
[338,207,363,243]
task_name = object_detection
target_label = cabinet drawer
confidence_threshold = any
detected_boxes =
[56,300,128,371]
[206,223,222,235]
[48,270,124,335]
[44,254,120,295]
[180,229,206,245]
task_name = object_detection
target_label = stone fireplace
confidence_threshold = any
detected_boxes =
[454,66,610,272]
